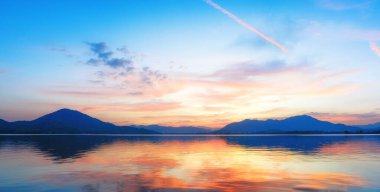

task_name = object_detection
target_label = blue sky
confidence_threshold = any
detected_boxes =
[1,0,380,127]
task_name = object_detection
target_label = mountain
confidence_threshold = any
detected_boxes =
[0,119,9,128]
[354,122,380,130]
[134,125,211,134]
[0,119,8,124]
[0,109,157,134]
[0,110,370,134]
[216,115,361,134]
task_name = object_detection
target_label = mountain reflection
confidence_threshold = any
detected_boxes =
[1,135,380,191]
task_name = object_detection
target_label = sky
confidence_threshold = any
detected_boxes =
[1,0,380,128]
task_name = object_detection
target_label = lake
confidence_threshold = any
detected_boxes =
[0,135,380,192]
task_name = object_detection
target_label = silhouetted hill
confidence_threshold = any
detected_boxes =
[134,125,212,134]
[216,115,361,134]
[354,122,380,130]
[0,109,157,134]
[31,108,116,132]
[0,111,371,134]
[0,119,8,124]
[0,119,9,128]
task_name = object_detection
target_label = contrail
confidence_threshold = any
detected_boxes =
[204,0,287,52]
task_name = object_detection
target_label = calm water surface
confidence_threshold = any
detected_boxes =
[1,135,380,192]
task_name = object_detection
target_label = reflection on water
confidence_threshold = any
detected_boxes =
[1,135,380,191]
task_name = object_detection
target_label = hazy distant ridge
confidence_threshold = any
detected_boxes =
[354,122,380,130]
[134,125,211,134]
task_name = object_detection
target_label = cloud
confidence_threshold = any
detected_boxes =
[46,51,362,126]
[84,42,166,86]
[38,52,362,128]
[50,47,67,53]
[77,101,182,113]
[46,91,103,96]
[370,42,380,57]
[211,60,308,80]
[88,80,104,85]
[204,0,287,52]
[140,67,167,85]
[86,42,133,69]
[318,0,376,10]
[122,102,181,112]
[186,59,361,109]
[92,67,167,88]
[308,112,380,125]
[135,113,233,128]
[49,46,76,58]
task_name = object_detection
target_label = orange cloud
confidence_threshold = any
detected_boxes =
[309,112,380,125]
[130,114,233,128]
[115,102,182,112]
[29,58,362,128]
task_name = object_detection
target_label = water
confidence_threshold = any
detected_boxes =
[1,135,380,192]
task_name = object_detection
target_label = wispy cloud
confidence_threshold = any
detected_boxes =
[86,42,134,70]
[44,90,114,97]
[370,42,380,57]
[210,60,308,80]
[140,67,167,85]
[309,112,380,125]
[84,42,166,86]
[78,101,182,113]
[204,0,287,52]
[37,53,363,127]
[134,113,233,128]
[50,46,74,57]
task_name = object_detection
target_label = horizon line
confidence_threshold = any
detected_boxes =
[1,108,377,129]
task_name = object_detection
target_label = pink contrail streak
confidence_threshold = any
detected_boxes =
[205,0,287,52]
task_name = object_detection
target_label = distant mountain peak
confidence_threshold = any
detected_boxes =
[52,108,83,115]
[39,108,91,119]
[286,115,316,120]
[32,108,94,123]
[56,108,77,112]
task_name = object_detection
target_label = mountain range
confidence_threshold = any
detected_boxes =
[354,122,380,130]
[0,109,157,134]
[0,108,379,134]
[217,115,361,134]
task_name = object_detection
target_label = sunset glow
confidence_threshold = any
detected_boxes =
[1,0,380,127]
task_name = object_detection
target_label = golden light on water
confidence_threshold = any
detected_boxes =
[1,138,365,191]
